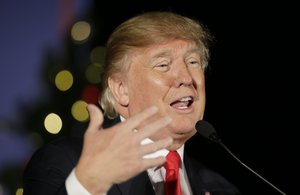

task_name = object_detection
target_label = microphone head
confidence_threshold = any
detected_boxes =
[195,120,221,143]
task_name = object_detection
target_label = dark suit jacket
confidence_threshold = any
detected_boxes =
[23,117,240,195]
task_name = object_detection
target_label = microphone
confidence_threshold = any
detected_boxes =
[195,120,286,195]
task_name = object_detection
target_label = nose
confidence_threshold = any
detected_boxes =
[173,63,193,87]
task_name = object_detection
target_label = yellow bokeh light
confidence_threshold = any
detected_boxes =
[55,70,73,91]
[90,46,106,64]
[71,100,89,122]
[44,113,62,134]
[85,63,103,84]
[71,21,91,42]
[16,188,23,195]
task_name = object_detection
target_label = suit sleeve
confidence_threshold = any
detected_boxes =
[23,137,79,195]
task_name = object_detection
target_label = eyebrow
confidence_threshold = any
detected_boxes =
[151,47,200,58]
[150,47,200,61]
[151,50,172,59]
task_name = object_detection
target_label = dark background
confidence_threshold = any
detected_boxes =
[0,1,298,194]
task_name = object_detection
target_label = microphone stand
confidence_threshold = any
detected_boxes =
[219,141,287,195]
[196,120,287,195]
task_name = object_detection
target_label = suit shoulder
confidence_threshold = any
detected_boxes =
[24,136,82,176]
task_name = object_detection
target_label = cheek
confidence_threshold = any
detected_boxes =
[127,76,156,111]
[195,69,205,80]
[193,71,205,88]
[152,75,173,86]
[129,75,170,109]
[133,73,171,94]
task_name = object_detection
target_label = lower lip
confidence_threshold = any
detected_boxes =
[170,104,193,113]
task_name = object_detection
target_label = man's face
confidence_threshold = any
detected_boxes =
[124,39,206,149]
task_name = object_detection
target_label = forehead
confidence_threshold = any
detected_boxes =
[131,40,200,61]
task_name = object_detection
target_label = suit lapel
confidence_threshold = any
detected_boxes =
[184,151,206,195]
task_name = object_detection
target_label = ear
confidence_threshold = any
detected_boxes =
[108,76,129,106]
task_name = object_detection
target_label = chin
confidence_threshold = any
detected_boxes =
[172,127,196,141]
[171,119,196,133]
[170,132,195,150]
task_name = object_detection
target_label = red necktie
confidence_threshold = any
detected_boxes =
[164,151,181,195]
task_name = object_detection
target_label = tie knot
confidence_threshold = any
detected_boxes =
[164,151,180,170]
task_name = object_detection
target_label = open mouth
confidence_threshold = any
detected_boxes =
[170,96,194,109]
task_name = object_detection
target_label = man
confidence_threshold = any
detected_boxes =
[23,11,240,195]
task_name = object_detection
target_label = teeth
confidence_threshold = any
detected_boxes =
[178,105,188,109]
[170,96,193,109]
[180,96,192,101]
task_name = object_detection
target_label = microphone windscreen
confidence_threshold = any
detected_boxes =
[195,120,217,139]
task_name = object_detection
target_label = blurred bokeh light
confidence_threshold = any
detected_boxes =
[71,100,89,122]
[71,21,91,43]
[55,70,74,91]
[44,113,62,134]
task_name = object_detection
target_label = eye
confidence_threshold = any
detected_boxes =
[186,54,201,68]
[187,58,201,68]
[154,63,170,72]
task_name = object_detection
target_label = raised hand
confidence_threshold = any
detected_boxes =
[75,104,173,194]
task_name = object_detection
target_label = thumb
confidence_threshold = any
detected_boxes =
[86,104,104,134]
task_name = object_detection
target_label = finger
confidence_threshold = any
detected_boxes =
[119,106,158,132]
[140,137,173,156]
[86,104,104,134]
[136,116,172,141]
[142,156,166,170]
